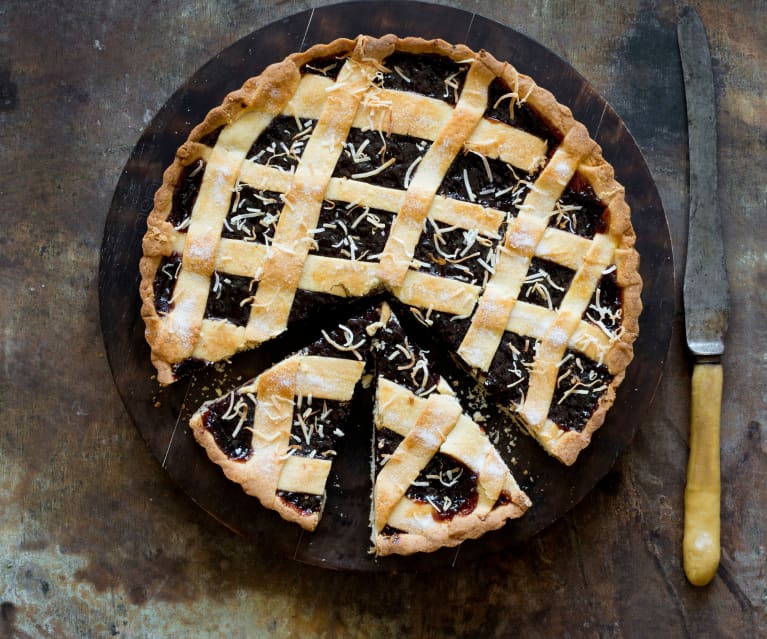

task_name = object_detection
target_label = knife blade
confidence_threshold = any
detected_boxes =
[678,6,729,587]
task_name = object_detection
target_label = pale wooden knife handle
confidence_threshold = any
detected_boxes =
[683,362,722,585]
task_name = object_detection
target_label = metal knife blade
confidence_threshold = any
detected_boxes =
[678,7,730,356]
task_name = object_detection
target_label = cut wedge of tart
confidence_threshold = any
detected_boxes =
[189,307,380,531]
[372,378,530,556]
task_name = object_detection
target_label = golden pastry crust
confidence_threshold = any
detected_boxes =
[374,501,527,556]
[142,34,641,471]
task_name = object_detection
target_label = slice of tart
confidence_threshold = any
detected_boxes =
[370,305,530,556]
[189,307,380,530]
[372,379,531,556]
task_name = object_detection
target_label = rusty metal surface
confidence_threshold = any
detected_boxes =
[678,7,729,358]
[1,1,765,637]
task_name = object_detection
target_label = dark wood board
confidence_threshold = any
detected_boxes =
[99,1,674,572]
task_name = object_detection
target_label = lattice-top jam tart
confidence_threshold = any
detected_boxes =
[142,35,641,554]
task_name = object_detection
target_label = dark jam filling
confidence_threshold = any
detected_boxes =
[301,56,343,80]
[584,270,623,332]
[153,253,182,314]
[375,429,479,521]
[375,319,441,395]
[306,305,380,360]
[203,272,257,327]
[494,492,513,507]
[485,78,563,147]
[380,52,468,105]
[375,427,404,473]
[413,219,500,286]
[426,311,472,351]
[309,200,392,262]
[288,398,348,458]
[287,290,346,325]
[167,160,205,230]
[333,128,431,190]
[198,126,223,147]
[201,391,256,461]
[277,490,323,515]
[519,257,575,310]
[549,173,609,239]
[171,357,208,379]
[406,453,479,520]
[549,349,613,431]
[484,331,537,403]
[246,115,316,172]
[222,187,284,243]
[437,150,534,214]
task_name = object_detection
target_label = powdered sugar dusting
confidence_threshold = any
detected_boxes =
[547,326,569,348]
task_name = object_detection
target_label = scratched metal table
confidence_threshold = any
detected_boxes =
[1,1,765,637]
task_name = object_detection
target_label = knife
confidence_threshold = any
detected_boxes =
[677,7,729,587]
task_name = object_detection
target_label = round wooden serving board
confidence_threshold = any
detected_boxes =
[99,1,675,572]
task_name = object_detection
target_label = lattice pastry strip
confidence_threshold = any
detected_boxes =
[147,77,300,365]
[245,56,382,344]
[164,220,593,306]
[237,161,507,237]
[373,392,463,530]
[373,378,530,556]
[518,235,617,463]
[376,59,496,288]
[285,74,547,172]
[457,126,593,372]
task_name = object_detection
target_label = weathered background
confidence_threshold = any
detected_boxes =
[1,0,765,637]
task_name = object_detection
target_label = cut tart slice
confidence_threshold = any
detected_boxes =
[189,307,380,530]
[143,34,641,469]
[372,379,530,556]
[371,306,530,556]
